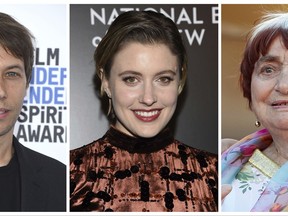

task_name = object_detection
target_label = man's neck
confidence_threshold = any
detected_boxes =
[0,134,14,167]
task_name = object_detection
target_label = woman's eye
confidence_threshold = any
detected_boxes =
[123,76,138,84]
[257,64,281,79]
[157,76,173,85]
[262,66,274,74]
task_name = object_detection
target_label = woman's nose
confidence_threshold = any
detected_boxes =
[139,82,157,106]
[275,70,288,95]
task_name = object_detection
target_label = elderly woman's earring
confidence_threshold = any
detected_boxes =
[255,120,261,127]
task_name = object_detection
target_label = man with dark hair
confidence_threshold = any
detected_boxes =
[0,12,66,211]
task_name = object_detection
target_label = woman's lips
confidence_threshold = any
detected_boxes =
[271,100,288,109]
[133,109,161,122]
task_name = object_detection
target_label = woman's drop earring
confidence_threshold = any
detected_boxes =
[105,89,111,98]
[107,98,112,115]
[255,120,261,127]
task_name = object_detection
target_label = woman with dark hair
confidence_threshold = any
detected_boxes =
[70,11,218,212]
[222,12,288,212]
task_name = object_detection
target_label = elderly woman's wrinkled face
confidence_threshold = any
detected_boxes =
[251,36,288,131]
[102,42,180,138]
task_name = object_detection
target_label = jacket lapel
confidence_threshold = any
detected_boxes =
[13,137,46,211]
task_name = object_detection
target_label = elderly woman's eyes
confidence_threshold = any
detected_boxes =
[261,66,275,74]
[259,64,280,76]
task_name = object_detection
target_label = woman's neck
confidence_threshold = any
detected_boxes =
[263,131,288,166]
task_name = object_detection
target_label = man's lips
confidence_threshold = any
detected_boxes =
[0,108,9,118]
[132,109,162,122]
[0,108,9,113]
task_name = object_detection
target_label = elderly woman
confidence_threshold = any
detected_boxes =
[222,12,288,212]
[70,11,218,212]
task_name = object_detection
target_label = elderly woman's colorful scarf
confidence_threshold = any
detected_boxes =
[222,128,288,212]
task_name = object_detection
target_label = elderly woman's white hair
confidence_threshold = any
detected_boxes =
[249,12,288,42]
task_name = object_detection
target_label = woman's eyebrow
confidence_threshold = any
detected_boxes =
[118,71,142,77]
[255,55,283,69]
[118,70,177,77]
[257,55,281,63]
[155,70,177,76]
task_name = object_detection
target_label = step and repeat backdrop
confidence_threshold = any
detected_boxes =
[70,4,218,154]
[1,4,68,164]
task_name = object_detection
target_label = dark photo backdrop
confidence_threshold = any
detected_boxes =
[70,4,218,154]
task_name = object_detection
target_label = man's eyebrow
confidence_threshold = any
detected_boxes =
[5,64,25,71]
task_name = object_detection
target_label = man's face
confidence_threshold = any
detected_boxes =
[0,46,27,138]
